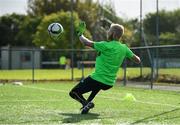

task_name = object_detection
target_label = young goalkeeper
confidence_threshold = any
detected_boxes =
[69,22,141,114]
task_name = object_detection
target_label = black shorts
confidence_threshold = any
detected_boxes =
[71,76,112,94]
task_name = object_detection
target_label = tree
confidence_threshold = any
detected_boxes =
[143,9,180,45]
[27,0,99,37]
[125,19,141,47]
[0,13,26,46]
[29,0,130,48]
[160,32,178,45]
[33,11,91,49]
[144,10,174,35]
[0,13,42,47]
[27,0,71,16]
[27,0,99,27]
[16,16,42,46]
[75,0,99,34]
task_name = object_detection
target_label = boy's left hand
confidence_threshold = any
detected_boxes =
[76,21,86,37]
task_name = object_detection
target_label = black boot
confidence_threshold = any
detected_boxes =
[81,102,95,114]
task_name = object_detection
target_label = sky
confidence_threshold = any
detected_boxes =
[0,0,180,19]
[0,0,28,16]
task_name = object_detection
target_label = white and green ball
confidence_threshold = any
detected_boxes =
[48,23,63,40]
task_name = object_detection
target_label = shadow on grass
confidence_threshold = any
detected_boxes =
[12,113,100,124]
[131,108,180,124]
[59,112,100,123]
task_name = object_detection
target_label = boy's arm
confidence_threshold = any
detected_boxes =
[130,54,141,64]
[79,35,94,47]
[126,45,141,64]
[76,21,94,47]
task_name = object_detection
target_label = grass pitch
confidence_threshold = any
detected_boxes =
[0,82,180,124]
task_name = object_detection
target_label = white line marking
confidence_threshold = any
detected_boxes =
[135,100,180,108]
[99,96,180,108]
[0,100,63,103]
[22,85,67,93]
[21,85,180,108]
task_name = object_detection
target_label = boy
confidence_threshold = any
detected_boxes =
[69,22,141,114]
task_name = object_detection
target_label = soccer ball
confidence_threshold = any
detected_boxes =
[48,23,63,40]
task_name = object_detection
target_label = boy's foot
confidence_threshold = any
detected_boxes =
[81,102,94,114]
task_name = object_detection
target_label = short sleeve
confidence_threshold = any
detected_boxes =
[126,45,134,59]
[93,41,108,52]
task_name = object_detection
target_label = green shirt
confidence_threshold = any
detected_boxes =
[59,56,66,65]
[90,40,134,86]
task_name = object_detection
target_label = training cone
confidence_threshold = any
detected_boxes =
[123,93,136,101]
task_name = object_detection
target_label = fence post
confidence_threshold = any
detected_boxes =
[32,48,35,83]
[123,59,127,86]
[8,45,12,70]
[150,49,154,89]
[70,0,74,81]
[139,0,143,78]
[156,0,159,79]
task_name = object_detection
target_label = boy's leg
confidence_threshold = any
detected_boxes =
[69,77,94,107]
[87,89,100,102]
[69,90,87,106]
[86,81,112,103]
[81,89,100,114]
[81,82,112,114]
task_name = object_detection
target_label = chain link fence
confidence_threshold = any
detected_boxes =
[0,45,180,89]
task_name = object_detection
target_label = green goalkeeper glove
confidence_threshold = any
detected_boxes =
[76,21,86,37]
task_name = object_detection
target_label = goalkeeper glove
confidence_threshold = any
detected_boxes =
[76,21,86,37]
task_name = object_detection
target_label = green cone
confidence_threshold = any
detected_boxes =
[123,93,136,101]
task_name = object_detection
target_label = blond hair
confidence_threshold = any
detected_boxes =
[110,24,124,40]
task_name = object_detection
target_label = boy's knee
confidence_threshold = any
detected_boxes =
[69,90,75,98]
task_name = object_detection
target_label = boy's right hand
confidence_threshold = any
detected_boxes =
[76,21,86,37]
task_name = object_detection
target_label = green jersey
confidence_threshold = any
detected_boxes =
[90,40,134,86]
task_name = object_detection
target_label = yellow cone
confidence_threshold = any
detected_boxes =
[123,93,136,101]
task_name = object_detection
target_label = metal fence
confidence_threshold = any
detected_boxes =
[125,45,180,89]
[0,45,180,89]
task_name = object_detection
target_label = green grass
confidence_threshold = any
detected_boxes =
[0,82,180,124]
[0,68,94,80]
[0,68,122,80]
[0,68,179,80]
